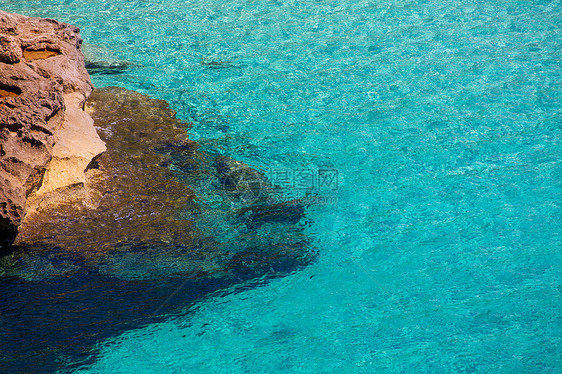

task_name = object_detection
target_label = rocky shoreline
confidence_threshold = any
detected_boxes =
[0,11,314,371]
[0,10,311,273]
[0,10,105,247]
[11,85,312,280]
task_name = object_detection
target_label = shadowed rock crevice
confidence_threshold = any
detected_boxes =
[22,47,61,60]
[0,83,21,100]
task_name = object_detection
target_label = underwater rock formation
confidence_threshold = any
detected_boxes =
[1,87,313,372]
[15,86,312,280]
[0,10,105,247]
[0,13,312,370]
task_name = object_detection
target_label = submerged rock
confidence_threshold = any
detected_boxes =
[1,86,314,372]
[14,86,313,280]
[0,10,106,247]
[0,12,314,373]
[82,42,137,75]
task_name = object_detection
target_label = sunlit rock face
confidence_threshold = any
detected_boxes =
[0,10,105,247]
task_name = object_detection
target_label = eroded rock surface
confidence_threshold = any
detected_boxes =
[0,10,105,247]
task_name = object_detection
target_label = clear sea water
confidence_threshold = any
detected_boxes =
[2,0,561,372]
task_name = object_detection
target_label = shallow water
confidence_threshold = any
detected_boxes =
[1,0,561,372]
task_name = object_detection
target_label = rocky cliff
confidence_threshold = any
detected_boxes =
[0,10,106,247]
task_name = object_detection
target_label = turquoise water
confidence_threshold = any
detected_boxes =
[2,0,561,372]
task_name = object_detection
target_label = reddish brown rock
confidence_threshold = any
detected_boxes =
[0,35,22,64]
[0,10,105,247]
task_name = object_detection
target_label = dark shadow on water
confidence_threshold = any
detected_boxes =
[0,242,311,373]
[85,61,134,75]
